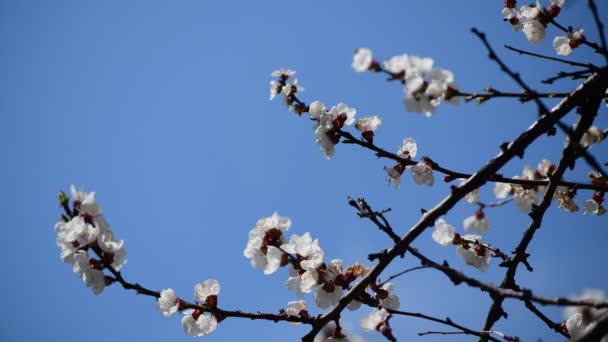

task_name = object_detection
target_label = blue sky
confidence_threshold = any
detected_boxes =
[2,1,607,341]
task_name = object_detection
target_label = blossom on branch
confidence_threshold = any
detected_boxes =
[553,28,585,56]
[352,48,374,72]
[243,212,291,274]
[55,185,127,294]
[181,309,218,336]
[158,288,181,317]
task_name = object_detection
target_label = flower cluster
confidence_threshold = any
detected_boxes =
[384,138,434,188]
[54,185,127,294]
[269,68,305,113]
[245,213,400,314]
[563,289,608,341]
[493,160,556,212]
[352,48,459,116]
[492,161,606,215]
[157,280,221,337]
[431,218,491,271]
[310,101,357,159]
[502,0,565,45]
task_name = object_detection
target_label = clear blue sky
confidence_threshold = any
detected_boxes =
[1,1,606,341]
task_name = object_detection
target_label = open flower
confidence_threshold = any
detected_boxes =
[244,212,291,274]
[352,48,373,72]
[411,162,434,186]
[361,308,389,331]
[158,289,181,317]
[195,279,220,306]
[432,218,455,246]
[463,211,490,234]
[181,310,218,336]
[456,235,491,271]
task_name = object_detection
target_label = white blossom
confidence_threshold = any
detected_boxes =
[579,126,604,148]
[456,235,491,271]
[181,310,218,336]
[352,48,373,72]
[158,289,180,317]
[361,308,389,331]
[384,165,405,188]
[411,162,434,186]
[519,1,546,44]
[194,279,220,303]
[244,212,291,273]
[269,80,281,100]
[432,218,455,246]
[379,283,400,310]
[553,28,585,56]
[72,251,106,295]
[583,199,606,215]
[564,289,608,322]
[309,101,327,120]
[271,68,295,78]
[315,286,343,309]
[355,116,382,133]
[286,300,308,320]
[494,182,513,199]
[55,216,97,247]
[398,138,417,159]
[463,212,490,234]
[281,233,324,271]
[70,184,102,217]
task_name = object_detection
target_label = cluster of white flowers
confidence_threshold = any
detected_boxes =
[352,49,459,116]
[384,138,434,188]
[245,213,400,319]
[494,160,556,212]
[493,161,606,215]
[54,185,127,295]
[309,101,357,159]
[564,289,608,341]
[157,279,221,336]
[431,218,491,271]
[269,68,305,114]
[502,0,565,45]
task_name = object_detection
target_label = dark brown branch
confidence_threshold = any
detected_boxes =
[418,329,518,342]
[480,62,606,341]
[455,89,568,104]
[388,310,504,342]
[588,0,608,64]
[542,69,594,84]
[92,249,317,325]
[339,130,607,192]
[504,45,598,70]
[300,65,608,342]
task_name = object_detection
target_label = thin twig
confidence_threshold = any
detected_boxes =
[541,69,593,84]
[388,310,504,342]
[588,0,608,64]
[504,45,598,70]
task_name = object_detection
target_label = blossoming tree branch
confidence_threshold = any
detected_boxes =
[54,1,608,341]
